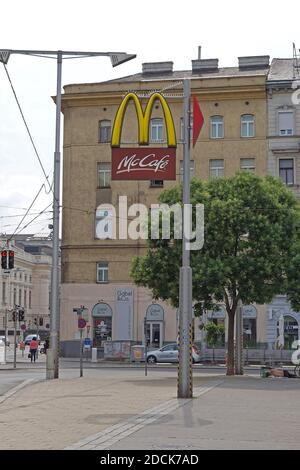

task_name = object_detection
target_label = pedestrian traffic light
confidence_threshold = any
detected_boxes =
[8,250,14,269]
[18,308,25,321]
[12,311,16,322]
[1,250,7,269]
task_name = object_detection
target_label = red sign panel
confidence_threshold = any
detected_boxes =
[111,148,176,180]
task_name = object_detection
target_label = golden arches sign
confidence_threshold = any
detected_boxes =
[111,92,177,148]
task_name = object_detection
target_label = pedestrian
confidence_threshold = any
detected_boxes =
[44,337,49,354]
[29,336,39,363]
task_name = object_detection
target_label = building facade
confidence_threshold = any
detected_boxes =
[60,54,271,354]
[266,58,300,349]
[0,235,52,339]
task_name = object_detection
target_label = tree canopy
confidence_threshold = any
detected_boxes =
[131,172,300,374]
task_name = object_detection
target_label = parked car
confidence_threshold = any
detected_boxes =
[146,343,201,364]
[24,334,41,346]
[0,336,10,347]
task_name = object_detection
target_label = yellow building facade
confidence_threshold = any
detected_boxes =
[60,56,270,355]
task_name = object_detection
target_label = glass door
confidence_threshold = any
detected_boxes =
[145,322,164,348]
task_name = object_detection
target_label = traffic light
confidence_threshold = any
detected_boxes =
[1,250,7,269]
[18,308,25,321]
[33,317,37,326]
[8,250,14,269]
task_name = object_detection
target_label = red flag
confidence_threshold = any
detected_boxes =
[192,96,204,147]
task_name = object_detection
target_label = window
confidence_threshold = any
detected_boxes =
[278,112,293,136]
[13,288,17,306]
[97,163,111,188]
[180,160,195,182]
[150,118,164,142]
[241,114,255,137]
[99,120,111,143]
[150,180,164,188]
[19,289,22,306]
[210,116,224,139]
[24,275,27,283]
[240,158,256,173]
[209,159,224,178]
[24,290,27,308]
[279,159,294,185]
[29,291,32,309]
[97,262,109,283]
[29,276,32,284]
[39,317,43,327]
[95,208,114,239]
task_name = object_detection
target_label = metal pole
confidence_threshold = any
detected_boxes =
[13,309,17,369]
[235,300,244,375]
[47,51,62,380]
[144,317,148,377]
[178,79,193,399]
[80,328,83,378]
[4,309,8,364]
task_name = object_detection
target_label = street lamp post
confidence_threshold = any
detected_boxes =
[0,49,136,379]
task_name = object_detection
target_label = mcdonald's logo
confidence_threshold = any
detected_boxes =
[111,92,176,181]
[111,92,177,148]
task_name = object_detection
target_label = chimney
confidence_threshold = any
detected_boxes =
[198,46,202,60]
[192,58,219,74]
[142,61,173,75]
[238,55,270,70]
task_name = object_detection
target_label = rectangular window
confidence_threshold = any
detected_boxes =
[13,288,17,306]
[99,120,111,143]
[240,158,256,173]
[241,115,255,138]
[211,116,224,139]
[97,163,111,188]
[279,159,294,185]
[39,317,43,327]
[19,289,22,306]
[150,118,164,142]
[180,160,195,182]
[150,180,164,188]
[209,159,224,178]
[97,262,109,283]
[24,290,27,308]
[278,112,293,136]
[29,291,32,309]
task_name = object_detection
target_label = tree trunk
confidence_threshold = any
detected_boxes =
[227,312,235,376]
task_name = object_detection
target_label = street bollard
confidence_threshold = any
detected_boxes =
[91,347,97,363]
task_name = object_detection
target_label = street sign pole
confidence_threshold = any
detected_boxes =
[144,317,148,377]
[13,308,17,369]
[80,327,83,378]
[235,300,244,375]
[178,79,193,399]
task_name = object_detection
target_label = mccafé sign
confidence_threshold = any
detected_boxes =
[111,92,176,180]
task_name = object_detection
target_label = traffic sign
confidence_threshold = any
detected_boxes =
[20,324,26,331]
[83,337,92,349]
[78,318,87,329]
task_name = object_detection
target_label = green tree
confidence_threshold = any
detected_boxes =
[131,172,300,375]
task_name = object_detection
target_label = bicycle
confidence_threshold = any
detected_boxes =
[293,364,300,377]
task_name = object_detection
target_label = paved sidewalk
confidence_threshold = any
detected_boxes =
[0,370,299,450]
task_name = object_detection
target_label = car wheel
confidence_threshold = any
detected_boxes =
[147,355,157,364]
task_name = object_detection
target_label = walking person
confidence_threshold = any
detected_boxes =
[29,337,39,363]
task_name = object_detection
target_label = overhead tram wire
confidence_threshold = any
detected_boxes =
[2,62,53,195]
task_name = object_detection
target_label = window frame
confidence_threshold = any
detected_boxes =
[241,114,255,138]
[210,115,224,139]
[209,159,224,178]
[278,157,295,186]
[278,111,294,136]
[97,262,109,284]
[97,162,111,189]
[150,118,164,143]
[240,157,256,173]
[98,120,112,144]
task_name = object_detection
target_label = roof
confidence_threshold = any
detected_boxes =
[267,58,295,82]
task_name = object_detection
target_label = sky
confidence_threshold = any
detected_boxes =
[0,0,299,238]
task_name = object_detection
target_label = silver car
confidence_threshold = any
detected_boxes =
[0,335,10,347]
[146,343,201,364]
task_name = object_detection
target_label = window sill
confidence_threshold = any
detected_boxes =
[96,281,109,284]
[97,186,111,190]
